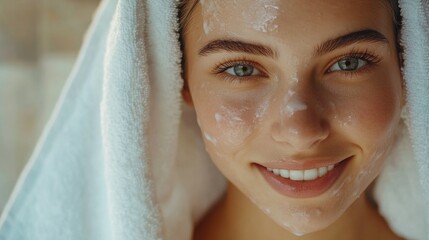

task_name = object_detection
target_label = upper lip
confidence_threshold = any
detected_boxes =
[257,156,352,170]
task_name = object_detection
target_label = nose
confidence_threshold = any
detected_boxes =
[271,95,329,150]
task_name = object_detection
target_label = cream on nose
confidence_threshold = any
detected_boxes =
[271,94,329,149]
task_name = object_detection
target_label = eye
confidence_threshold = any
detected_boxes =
[329,57,368,72]
[225,64,261,77]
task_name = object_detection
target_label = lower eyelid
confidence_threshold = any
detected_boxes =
[219,74,260,85]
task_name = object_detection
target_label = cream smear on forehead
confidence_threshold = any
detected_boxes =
[200,0,280,34]
[242,0,280,33]
[199,0,223,35]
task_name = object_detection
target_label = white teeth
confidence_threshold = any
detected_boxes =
[267,164,336,181]
[279,169,289,178]
[303,169,318,181]
[318,167,328,177]
[290,170,304,181]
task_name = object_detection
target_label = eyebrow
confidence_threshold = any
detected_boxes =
[314,29,389,56]
[198,39,278,58]
[197,29,389,58]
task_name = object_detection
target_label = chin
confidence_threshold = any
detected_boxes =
[271,210,343,236]
[260,196,354,237]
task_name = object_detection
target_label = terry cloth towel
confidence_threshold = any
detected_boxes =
[374,1,429,239]
[0,0,427,240]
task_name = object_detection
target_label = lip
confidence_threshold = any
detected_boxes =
[255,156,352,198]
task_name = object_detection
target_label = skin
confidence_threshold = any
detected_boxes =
[182,0,404,239]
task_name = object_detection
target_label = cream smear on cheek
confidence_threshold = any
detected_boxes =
[330,101,354,128]
[214,105,253,146]
[210,97,272,147]
[198,75,275,149]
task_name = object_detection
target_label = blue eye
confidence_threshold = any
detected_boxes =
[225,64,261,77]
[329,57,368,72]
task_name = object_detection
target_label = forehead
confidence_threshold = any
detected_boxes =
[185,0,394,53]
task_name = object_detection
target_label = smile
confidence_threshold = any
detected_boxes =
[267,164,336,181]
[256,157,351,198]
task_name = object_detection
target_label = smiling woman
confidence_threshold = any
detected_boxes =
[180,0,404,239]
[0,0,427,240]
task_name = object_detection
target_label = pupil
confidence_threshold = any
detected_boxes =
[340,58,358,71]
[234,65,253,76]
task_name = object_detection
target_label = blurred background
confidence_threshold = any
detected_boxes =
[0,0,99,213]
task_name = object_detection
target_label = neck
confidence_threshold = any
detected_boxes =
[195,182,398,240]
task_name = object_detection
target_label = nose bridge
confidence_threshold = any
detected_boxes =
[280,89,308,124]
[271,83,329,149]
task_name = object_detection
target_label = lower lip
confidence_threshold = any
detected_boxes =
[256,158,350,198]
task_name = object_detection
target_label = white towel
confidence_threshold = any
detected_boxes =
[374,1,429,239]
[0,0,427,239]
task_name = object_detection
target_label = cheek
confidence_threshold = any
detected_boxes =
[355,86,401,149]
[189,68,274,150]
[194,97,266,150]
[354,93,400,186]
[332,80,402,196]
[333,78,402,148]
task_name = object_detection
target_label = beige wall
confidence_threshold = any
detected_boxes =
[0,0,99,212]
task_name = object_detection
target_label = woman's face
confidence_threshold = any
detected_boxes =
[183,0,402,235]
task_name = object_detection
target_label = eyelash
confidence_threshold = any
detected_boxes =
[326,49,382,77]
[212,57,266,84]
[212,49,382,83]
